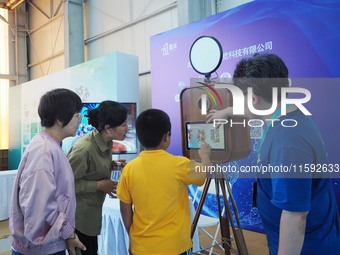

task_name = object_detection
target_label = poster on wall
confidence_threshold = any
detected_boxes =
[150,0,340,232]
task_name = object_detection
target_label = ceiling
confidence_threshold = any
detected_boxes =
[0,0,24,10]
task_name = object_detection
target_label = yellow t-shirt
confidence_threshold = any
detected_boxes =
[117,150,205,255]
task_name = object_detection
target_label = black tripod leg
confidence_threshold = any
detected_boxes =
[190,177,249,255]
[220,178,249,255]
[191,178,212,239]
[215,178,231,255]
[225,179,249,255]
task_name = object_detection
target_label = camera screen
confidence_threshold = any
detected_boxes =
[185,122,226,150]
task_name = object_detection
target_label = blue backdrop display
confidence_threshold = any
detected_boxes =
[150,0,340,232]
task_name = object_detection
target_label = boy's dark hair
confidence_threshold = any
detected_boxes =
[233,53,289,102]
[38,88,82,127]
[87,100,127,131]
[136,109,171,148]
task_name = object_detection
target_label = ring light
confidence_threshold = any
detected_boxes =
[189,36,223,78]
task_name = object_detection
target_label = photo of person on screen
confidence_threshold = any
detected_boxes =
[67,100,128,255]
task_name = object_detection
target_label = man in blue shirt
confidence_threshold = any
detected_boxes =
[208,53,340,254]
[256,109,339,254]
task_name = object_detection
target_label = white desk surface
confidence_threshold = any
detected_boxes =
[98,195,200,255]
[0,170,17,221]
[98,196,130,255]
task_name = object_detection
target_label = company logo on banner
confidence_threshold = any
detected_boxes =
[161,42,177,56]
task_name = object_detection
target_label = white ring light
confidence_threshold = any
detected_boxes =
[189,36,223,77]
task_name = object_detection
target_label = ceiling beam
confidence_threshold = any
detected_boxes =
[27,0,50,19]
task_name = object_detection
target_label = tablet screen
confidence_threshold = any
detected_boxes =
[185,122,226,150]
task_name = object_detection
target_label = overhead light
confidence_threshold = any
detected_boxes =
[0,0,24,10]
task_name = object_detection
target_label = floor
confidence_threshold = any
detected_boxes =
[0,220,11,255]
[197,226,269,255]
[0,220,269,255]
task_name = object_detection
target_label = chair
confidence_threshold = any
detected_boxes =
[191,180,231,255]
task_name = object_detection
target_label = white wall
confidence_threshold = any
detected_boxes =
[25,0,251,111]
[216,0,253,12]
[84,0,178,111]
[27,0,65,78]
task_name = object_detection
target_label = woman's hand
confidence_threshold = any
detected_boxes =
[97,179,118,197]
[66,233,86,255]
[111,159,127,168]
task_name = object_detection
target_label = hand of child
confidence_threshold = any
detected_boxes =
[198,143,211,159]
[198,143,212,166]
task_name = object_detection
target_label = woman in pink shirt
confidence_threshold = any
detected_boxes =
[9,88,86,255]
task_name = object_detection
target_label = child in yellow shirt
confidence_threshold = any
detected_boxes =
[117,108,211,255]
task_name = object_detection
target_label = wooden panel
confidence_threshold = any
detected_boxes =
[0,150,8,171]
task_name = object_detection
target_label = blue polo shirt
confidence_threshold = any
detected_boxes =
[257,109,340,254]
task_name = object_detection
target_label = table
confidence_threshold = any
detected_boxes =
[0,170,17,221]
[98,197,130,255]
[98,195,200,255]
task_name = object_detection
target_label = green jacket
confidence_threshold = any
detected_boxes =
[68,129,112,236]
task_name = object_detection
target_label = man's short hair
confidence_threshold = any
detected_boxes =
[136,109,171,148]
[233,53,289,102]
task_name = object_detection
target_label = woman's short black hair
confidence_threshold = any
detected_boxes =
[136,109,171,148]
[87,100,127,131]
[233,53,289,102]
[38,88,82,128]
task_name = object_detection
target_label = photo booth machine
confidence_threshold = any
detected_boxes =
[180,36,251,163]
[180,36,250,255]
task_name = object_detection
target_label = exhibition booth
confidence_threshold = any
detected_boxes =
[1,0,340,254]
[150,0,340,233]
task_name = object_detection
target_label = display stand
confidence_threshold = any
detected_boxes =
[185,36,249,254]
[191,176,249,255]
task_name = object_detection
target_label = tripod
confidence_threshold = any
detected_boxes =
[191,176,249,255]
